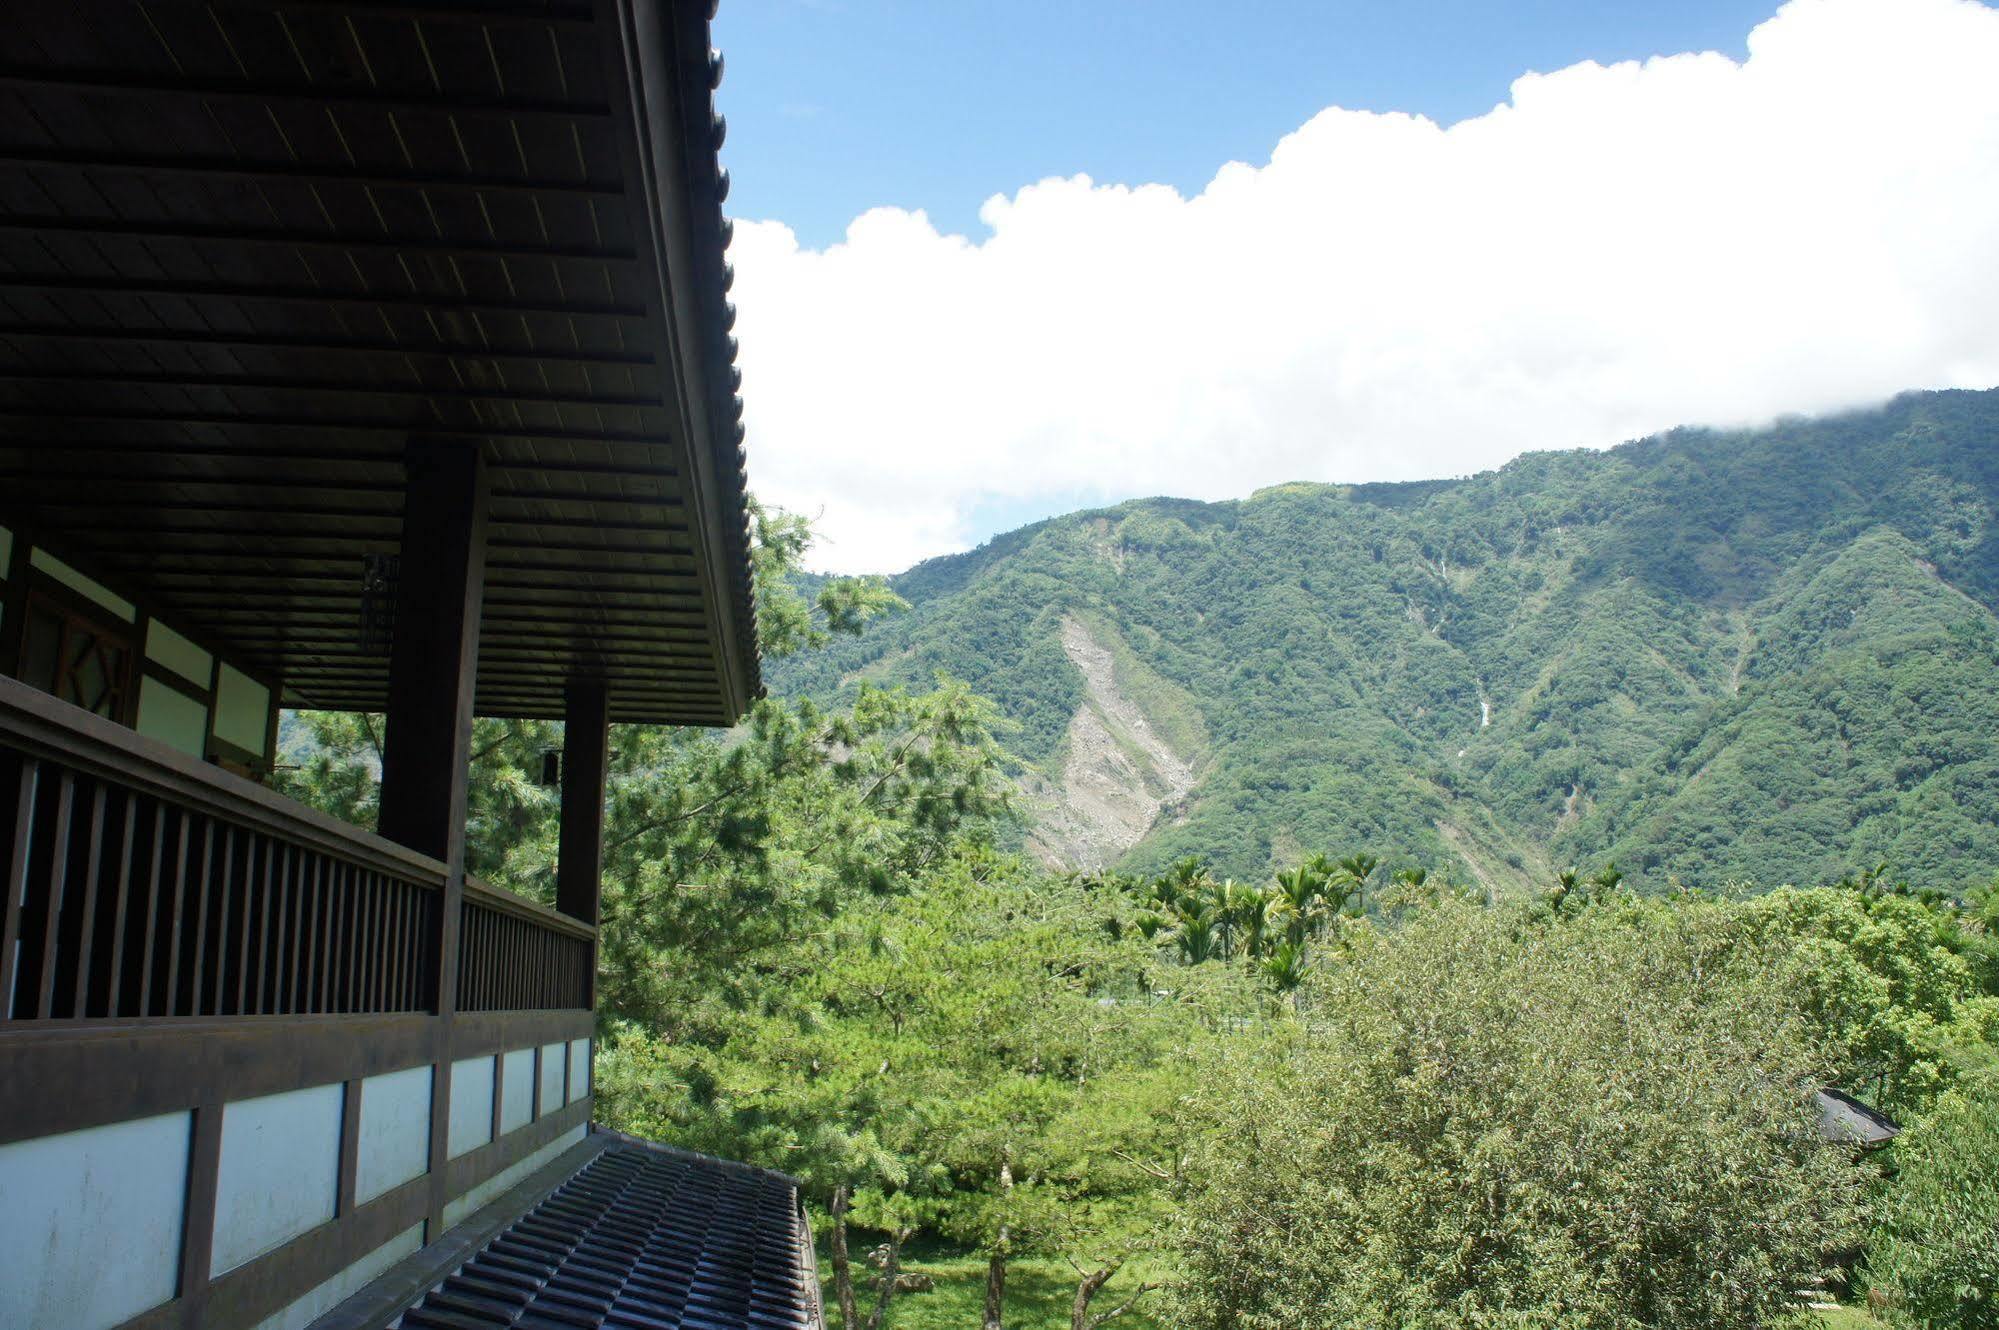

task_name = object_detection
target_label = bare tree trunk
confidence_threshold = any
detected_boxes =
[861,1227,909,1330]
[1071,1266,1114,1330]
[983,1246,1007,1330]
[983,1159,1013,1330]
[829,1185,857,1330]
[1072,1271,1162,1330]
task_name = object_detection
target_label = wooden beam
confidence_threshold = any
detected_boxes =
[0,323,654,368]
[0,367,659,410]
[0,404,662,448]
[0,275,641,322]
[0,68,610,123]
[0,217,637,265]
[0,146,621,199]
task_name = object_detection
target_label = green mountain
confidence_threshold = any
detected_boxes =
[768,389,1999,893]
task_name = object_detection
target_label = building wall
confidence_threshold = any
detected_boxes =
[0,1034,592,1330]
[0,523,281,774]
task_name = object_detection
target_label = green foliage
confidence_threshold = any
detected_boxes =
[1732,887,1999,1116]
[1171,895,1867,1330]
[598,855,1214,1328]
[820,1243,1167,1330]
[1864,1071,1999,1329]
[768,389,1999,892]
[1115,850,1460,1001]
[752,498,909,659]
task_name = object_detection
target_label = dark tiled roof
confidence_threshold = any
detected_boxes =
[665,0,765,711]
[1815,1087,1900,1146]
[396,1138,821,1330]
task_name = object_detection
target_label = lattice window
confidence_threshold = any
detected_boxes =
[19,596,134,722]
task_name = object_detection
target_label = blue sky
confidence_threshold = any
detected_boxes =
[715,0,1999,572]
[715,1,1778,248]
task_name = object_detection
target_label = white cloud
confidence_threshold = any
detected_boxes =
[728,0,1999,573]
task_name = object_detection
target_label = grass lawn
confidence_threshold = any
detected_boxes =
[1814,1308,1890,1330]
[818,1245,1890,1330]
[818,1239,1168,1330]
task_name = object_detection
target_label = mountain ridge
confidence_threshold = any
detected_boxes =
[770,388,1999,891]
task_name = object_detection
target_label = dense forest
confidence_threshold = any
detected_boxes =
[769,388,1999,895]
[279,392,1999,1329]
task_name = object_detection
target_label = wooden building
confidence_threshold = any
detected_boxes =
[0,1,818,1326]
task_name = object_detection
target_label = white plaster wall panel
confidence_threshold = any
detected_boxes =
[356,1064,433,1205]
[441,1124,587,1230]
[500,1048,534,1135]
[539,1041,565,1114]
[567,1037,591,1104]
[213,663,270,754]
[136,674,209,757]
[144,619,213,687]
[0,1111,190,1330]
[246,1222,422,1330]
[448,1054,496,1159]
[212,1083,344,1276]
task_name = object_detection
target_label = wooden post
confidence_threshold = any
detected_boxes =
[556,678,609,929]
[558,678,608,1011]
[374,441,486,1241]
[377,443,486,869]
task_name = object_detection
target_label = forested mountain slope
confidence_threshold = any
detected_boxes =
[768,389,1999,891]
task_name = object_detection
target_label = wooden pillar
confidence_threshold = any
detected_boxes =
[374,442,485,1242]
[556,678,609,929]
[377,443,487,868]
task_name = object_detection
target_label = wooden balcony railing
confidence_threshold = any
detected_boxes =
[459,881,594,1013]
[0,674,590,1023]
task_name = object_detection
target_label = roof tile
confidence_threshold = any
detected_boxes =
[393,1140,821,1330]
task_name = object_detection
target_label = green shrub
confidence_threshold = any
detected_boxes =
[1865,1072,1999,1329]
[1172,897,1865,1329]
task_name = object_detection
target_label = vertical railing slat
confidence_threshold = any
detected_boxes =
[372,875,389,1012]
[294,850,315,1014]
[388,883,407,1011]
[364,873,380,1012]
[458,904,473,1012]
[104,798,137,1018]
[187,821,215,1017]
[213,827,237,1017]
[70,784,107,1018]
[162,809,190,1017]
[283,845,303,1014]
[313,856,332,1014]
[340,862,357,1014]
[331,862,349,1014]
[244,834,265,1015]
[0,755,37,1021]
[31,772,76,1019]
[275,844,297,1015]
[293,849,311,1014]
[136,803,166,1018]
